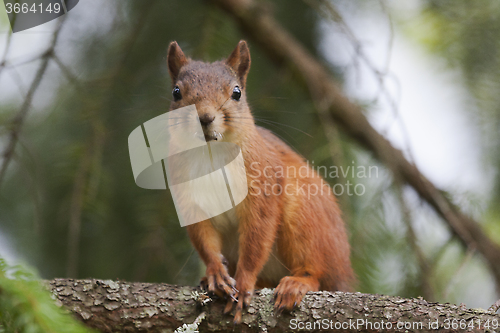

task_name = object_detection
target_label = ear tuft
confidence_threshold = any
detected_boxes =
[167,41,188,83]
[226,40,251,89]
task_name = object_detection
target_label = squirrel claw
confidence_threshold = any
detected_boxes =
[233,310,242,324]
[224,300,234,314]
[275,304,285,315]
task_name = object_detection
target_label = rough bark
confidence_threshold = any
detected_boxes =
[47,278,500,333]
[204,0,500,290]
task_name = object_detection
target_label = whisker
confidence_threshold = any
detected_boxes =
[224,119,254,125]
[220,105,309,146]
[225,116,255,121]
[225,120,299,149]
[253,121,300,147]
[220,106,243,115]
[253,118,313,138]
[253,110,297,115]
[218,95,232,111]
[220,106,250,115]
[227,114,272,120]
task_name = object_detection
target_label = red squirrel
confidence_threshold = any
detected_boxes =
[166,40,354,323]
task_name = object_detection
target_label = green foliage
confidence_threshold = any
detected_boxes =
[0,258,92,333]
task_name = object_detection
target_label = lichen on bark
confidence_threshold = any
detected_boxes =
[47,278,500,332]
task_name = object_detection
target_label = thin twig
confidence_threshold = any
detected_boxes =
[441,248,475,300]
[304,0,411,161]
[394,181,435,301]
[52,53,82,88]
[0,17,67,188]
[0,30,13,79]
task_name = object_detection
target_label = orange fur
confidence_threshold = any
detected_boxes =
[167,40,354,324]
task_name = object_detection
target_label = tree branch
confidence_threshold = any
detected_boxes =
[204,0,500,290]
[47,278,499,333]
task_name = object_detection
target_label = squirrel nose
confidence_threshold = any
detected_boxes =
[199,113,215,126]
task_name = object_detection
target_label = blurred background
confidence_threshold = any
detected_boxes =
[0,0,499,311]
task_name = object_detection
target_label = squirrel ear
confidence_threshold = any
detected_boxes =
[226,40,251,89]
[167,41,188,83]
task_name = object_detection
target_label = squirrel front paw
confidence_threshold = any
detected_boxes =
[201,263,237,299]
[224,289,253,324]
[274,275,317,312]
[223,277,253,324]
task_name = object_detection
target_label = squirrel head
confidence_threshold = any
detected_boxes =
[166,40,255,144]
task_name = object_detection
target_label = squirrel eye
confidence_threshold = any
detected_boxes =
[231,86,241,101]
[172,86,182,101]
